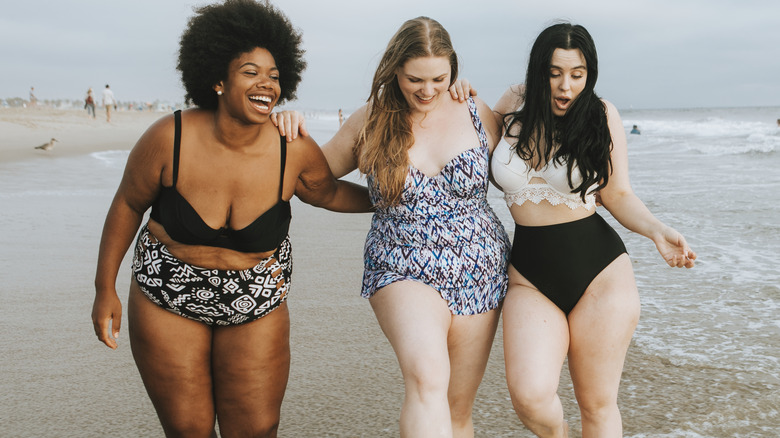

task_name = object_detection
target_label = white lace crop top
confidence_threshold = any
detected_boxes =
[491,136,596,210]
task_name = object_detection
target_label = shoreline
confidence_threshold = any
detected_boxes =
[0,107,162,164]
[2,106,777,436]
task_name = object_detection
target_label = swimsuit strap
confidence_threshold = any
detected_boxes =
[171,111,285,199]
[466,97,489,150]
[172,110,182,187]
[278,135,287,199]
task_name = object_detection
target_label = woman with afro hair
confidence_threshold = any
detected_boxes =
[91,1,371,436]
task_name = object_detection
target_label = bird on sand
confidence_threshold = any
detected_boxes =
[34,138,58,151]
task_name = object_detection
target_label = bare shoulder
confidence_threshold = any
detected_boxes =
[287,132,321,156]
[286,134,326,173]
[601,99,620,117]
[471,95,492,112]
[128,111,179,164]
[471,96,496,126]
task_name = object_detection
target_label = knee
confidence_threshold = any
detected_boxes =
[448,396,474,429]
[403,365,450,403]
[507,377,558,421]
[219,416,280,438]
[249,419,280,438]
[578,395,618,425]
[160,415,215,438]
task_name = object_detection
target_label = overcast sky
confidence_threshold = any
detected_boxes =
[2,0,779,111]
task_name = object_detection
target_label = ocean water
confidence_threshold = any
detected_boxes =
[1,106,778,437]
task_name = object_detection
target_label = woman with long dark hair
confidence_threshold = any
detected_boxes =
[489,23,696,436]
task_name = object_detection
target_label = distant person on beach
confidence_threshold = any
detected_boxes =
[630,124,641,134]
[29,86,37,107]
[90,1,370,436]
[338,108,344,126]
[453,23,696,436]
[85,88,96,118]
[102,84,115,122]
[278,16,510,436]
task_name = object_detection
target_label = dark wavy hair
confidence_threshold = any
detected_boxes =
[177,0,306,110]
[505,22,612,200]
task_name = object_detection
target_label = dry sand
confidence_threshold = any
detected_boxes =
[0,107,162,163]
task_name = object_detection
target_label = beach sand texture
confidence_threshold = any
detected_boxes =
[1,107,777,437]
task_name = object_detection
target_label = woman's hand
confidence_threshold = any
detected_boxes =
[92,290,122,349]
[271,110,308,141]
[449,79,477,102]
[654,226,697,268]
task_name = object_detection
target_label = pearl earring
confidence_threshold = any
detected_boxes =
[217,90,223,96]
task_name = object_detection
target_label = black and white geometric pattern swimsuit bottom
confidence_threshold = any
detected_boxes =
[132,224,292,326]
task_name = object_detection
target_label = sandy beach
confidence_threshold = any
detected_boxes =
[1,107,778,437]
[0,107,520,436]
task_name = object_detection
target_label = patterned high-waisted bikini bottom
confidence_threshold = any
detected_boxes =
[132,224,293,326]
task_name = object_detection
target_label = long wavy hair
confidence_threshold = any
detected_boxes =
[357,16,458,206]
[504,22,612,200]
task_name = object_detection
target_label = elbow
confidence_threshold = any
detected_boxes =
[598,187,633,209]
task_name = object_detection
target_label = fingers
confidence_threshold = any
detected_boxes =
[299,119,309,138]
[663,230,696,268]
[94,316,119,350]
[459,79,473,101]
[666,250,696,269]
[449,83,463,102]
[112,310,122,342]
[448,79,473,102]
[92,297,122,349]
[683,248,697,268]
[273,111,308,141]
[283,114,294,141]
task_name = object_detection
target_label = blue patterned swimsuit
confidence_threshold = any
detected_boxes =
[361,97,511,315]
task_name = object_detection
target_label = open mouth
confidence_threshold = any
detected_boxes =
[249,95,273,112]
[554,96,571,112]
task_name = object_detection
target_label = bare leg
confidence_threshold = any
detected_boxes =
[447,308,500,438]
[370,281,454,438]
[128,284,216,438]
[212,302,291,438]
[568,255,640,438]
[503,266,570,438]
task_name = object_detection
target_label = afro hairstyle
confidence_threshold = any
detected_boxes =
[177,0,306,110]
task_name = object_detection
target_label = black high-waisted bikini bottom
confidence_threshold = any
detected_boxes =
[510,213,627,315]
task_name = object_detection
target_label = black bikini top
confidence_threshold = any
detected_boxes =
[149,110,291,253]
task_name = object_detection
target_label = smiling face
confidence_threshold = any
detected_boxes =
[395,56,452,115]
[549,48,587,117]
[215,47,280,121]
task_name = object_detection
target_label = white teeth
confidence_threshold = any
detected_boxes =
[249,96,272,103]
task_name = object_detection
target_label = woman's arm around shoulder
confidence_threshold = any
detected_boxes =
[492,84,525,128]
[92,114,174,349]
[321,105,368,179]
[289,133,372,213]
[598,100,696,268]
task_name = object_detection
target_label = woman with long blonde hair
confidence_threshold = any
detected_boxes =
[319,17,510,437]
